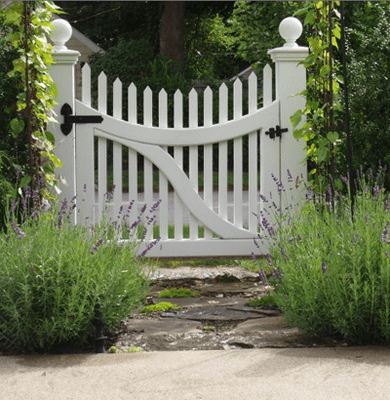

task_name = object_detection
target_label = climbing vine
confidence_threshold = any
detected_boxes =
[292,1,344,191]
[3,1,62,208]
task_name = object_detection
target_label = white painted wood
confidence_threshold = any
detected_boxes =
[112,78,123,221]
[159,89,169,240]
[138,238,268,258]
[263,64,273,107]
[248,131,258,233]
[55,16,309,259]
[189,88,199,239]
[143,86,154,226]
[98,72,107,115]
[203,86,213,239]
[128,83,137,123]
[173,89,184,239]
[248,72,258,114]
[97,72,107,218]
[218,83,228,221]
[75,98,279,146]
[81,63,91,106]
[233,79,243,227]
[127,82,138,230]
[248,73,258,233]
[98,134,255,240]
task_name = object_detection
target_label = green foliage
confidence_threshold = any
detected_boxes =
[291,1,344,191]
[255,168,390,345]
[0,197,150,353]
[158,288,196,298]
[140,302,181,314]
[343,2,390,172]
[2,1,62,205]
[88,39,192,126]
[246,295,277,308]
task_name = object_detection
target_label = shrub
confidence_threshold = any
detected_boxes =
[0,194,159,354]
[254,167,390,345]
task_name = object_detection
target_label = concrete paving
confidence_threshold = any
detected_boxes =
[1,346,390,399]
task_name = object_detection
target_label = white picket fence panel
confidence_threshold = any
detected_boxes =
[49,17,308,259]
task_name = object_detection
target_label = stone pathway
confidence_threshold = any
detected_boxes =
[108,266,348,351]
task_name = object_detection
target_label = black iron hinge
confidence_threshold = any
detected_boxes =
[60,103,103,136]
[265,125,288,140]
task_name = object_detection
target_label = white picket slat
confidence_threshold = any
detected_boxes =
[203,86,213,239]
[159,89,169,240]
[233,79,243,227]
[218,83,228,221]
[113,78,123,222]
[248,72,258,232]
[189,88,199,239]
[263,64,272,107]
[128,83,137,123]
[173,89,184,239]
[97,72,107,219]
[81,63,91,106]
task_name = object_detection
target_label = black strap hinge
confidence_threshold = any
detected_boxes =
[61,103,103,135]
[265,125,288,140]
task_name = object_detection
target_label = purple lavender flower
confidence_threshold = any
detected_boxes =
[340,175,348,185]
[149,199,162,213]
[251,252,257,263]
[297,234,302,241]
[137,237,161,261]
[280,247,286,258]
[258,268,267,284]
[352,233,359,246]
[373,186,380,200]
[268,226,275,237]
[382,222,389,243]
[128,218,141,231]
[266,253,273,267]
[321,261,327,274]
[272,267,282,280]
[318,232,322,239]
[24,186,31,198]
[288,236,295,243]
[90,237,104,255]
[328,184,333,203]
[140,204,147,214]
[287,169,293,183]
[259,194,268,203]
[261,216,270,230]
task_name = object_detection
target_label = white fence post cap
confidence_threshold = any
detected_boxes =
[279,17,303,48]
[51,19,72,52]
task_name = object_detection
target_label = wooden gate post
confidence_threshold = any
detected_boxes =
[268,17,308,211]
[48,19,80,224]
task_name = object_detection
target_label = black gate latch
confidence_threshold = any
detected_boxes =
[265,125,288,140]
[60,103,103,136]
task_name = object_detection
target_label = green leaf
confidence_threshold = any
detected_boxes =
[10,118,25,138]
[327,131,339,143]
[45,131,55,145]
[291,109,304,128]
[19,175,31,189]
[320,65,331,77]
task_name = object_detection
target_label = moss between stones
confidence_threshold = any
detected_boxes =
[140,301,181,313]
[158,287,196,298]
[246,295,277,308]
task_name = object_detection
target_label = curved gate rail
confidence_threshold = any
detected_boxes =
[49,17,308,258]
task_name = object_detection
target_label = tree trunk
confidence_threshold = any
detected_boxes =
[160,1,185,65]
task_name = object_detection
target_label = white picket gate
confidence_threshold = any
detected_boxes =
[49,17,308,259]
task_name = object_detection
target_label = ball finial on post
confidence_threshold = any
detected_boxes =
[279,17,303,48]
[51,19,73,52]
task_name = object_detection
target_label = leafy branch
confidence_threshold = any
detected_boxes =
[3,1,62,208]
[291,1,344,191]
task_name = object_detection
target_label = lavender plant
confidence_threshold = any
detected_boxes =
[254,167,390,345]
[0,191,160,353]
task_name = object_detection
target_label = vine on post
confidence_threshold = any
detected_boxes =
[3,1,62,209]
[292,1,343,193]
